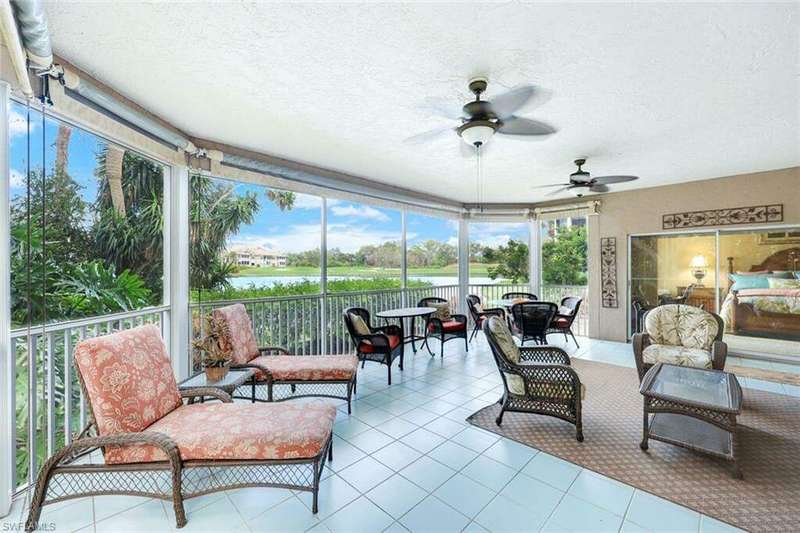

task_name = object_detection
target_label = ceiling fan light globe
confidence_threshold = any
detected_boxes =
[570,187,586,198]
[459,123,495,147]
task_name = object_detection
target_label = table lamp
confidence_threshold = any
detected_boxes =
[689,255,708,285]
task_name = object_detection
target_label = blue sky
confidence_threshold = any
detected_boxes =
[9,102,528,254]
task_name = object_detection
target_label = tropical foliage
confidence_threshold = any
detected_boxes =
[542,226,588,285]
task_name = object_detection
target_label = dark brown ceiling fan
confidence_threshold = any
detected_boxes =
[536,159,639,197]
[404,78,556,150]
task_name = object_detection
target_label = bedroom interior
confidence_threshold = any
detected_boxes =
[1,2,799,533]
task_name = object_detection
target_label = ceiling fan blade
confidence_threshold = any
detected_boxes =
[497,117,557,137]
[489,85,538,118]
[589,183,610,193]
[403,125,456,145]
[591,175,638,185]
[532,183,571,189]
[545,185,573,196]
[419,96,466,120]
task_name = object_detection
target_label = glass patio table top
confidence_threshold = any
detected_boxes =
[641,363,742,413]
[489,298,537,308]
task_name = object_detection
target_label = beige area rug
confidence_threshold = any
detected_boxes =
[727,364,800,387]
[467,359,800,532]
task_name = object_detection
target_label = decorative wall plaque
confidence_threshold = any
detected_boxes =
[662,204,783,230]
[601,237,618,308]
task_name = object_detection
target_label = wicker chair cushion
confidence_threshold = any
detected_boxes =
[642,345,712,369]
[104,402,337,464]
[473,302,483,313]
[359,334,401,353]
[558,306,573,316]
[74,324,182,438]
[213,303,260,365]
[430,302,451,321]
[428,320,466,333]
[486,316,525,393]
[645,304,719,350]
[552,317,570,328]
[248,354,359,381]
[349,314,371,336]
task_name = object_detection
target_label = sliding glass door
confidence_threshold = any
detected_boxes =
[630,227,800,358]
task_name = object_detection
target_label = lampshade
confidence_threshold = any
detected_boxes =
[689,255,708,268]
[459,123,495,147]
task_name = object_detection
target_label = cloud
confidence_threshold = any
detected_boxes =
[289,193,323,210]
[9,109,35,139]
[10,169,25,189]
[470,222,528,247]
[330,203,390,222]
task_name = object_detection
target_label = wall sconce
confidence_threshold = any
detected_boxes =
[689,254,708,286]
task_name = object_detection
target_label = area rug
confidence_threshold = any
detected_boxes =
[727,364,800,387]
[467,359,800,532]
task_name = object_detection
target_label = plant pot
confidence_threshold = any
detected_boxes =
[205,365,228,382]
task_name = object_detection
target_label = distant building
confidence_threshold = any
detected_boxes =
[225,245,287,267]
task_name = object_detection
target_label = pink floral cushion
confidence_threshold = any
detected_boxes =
[73,324,182,438]
[103,402,337,464]
[213,303,259,365]
[248,354,358,382]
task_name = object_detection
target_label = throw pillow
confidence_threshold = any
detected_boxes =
[729,274,770,291]
[350,314,371,336]
[431,302,451,321]
[768,278,800,289]
[487,316,525,395]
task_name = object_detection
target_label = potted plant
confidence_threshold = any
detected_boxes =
[192,314,231,382]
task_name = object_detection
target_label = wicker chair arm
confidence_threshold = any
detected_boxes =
[180,388,233,403]
[711,340,728,370]
[372,324,402,336]
[632,332,651,379]
[258,346,290,355]
[512,362,582,399]
[519,346,571,365]
[451,314,468,323]
[357,332,393,350]
[479,308,505,318]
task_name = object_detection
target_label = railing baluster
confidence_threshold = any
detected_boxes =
[46,332,55,457]
[64,329,72,445]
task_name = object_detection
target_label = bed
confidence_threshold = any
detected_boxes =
[720,248,800,339]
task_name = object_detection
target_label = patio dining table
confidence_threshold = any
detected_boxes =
[488,298,537,309]
[375,306,436,353]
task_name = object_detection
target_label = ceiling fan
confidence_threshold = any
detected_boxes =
[404,77,556,150]
[537,159,639,197]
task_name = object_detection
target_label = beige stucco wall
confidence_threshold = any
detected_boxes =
[583,166,800,342]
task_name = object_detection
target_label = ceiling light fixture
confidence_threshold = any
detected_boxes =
[457,120,497,147]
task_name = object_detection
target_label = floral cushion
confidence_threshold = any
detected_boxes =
[642,344,712,369]
[486,316,524,393]
[73,324,182,438]
[248,354,358,381]
[645,305,719,350]
[430,302,451,321]
[103,402,337,464]
[213,304,260,365]
[349,314,371,336]
[768,278,800,289]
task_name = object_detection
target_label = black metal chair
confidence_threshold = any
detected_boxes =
[465,295,505,342]
[483,316,583,442]
[547,297,583,348]
[418,297,468,357]
[509,301,558,345]
[343,307,404,385]
[501,292,538,301]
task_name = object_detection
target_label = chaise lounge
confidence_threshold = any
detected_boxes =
[213,303,359,412]
[25,324,337,531]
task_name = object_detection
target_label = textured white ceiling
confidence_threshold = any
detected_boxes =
[45,1,799,203]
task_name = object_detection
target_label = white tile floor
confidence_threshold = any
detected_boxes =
[6,334,796,533]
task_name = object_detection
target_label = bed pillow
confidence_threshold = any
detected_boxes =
[795,272,800,280]
[768,278,800,289]
[770,271,796,279]
[729,274,771,291]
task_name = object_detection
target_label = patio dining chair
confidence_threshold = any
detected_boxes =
[25,324,336,532]
[343,307,404,385]
[483,316,584,441]
[547,296,583,347]
[212,303,359,413]
[501,291,538,300]
[465,294,506,342]
[418,296,468,356]
[509,301,558,345]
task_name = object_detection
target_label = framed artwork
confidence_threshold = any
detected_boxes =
[662,204,783,230]
[601,237,618,308]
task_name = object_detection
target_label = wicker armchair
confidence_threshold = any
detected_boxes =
[483,316,584,442]
[343,307,404,385]
[466,295,505,342]
[212,304,359,413]
[632,304,727,381]
[509,301,558,345]
[25,325,336,532]
[501,292,538,300]
[547,296,583,347]
[418,297,468,356]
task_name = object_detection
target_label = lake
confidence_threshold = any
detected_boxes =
[228,275,500,288]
